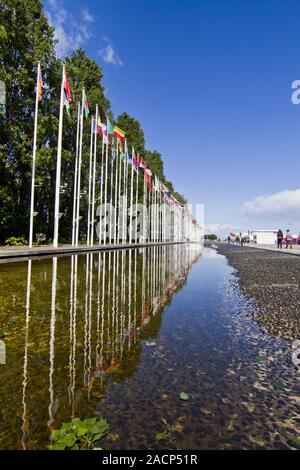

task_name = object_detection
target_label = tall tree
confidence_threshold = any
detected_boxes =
[116,112,145,153]
[0,0,57,242]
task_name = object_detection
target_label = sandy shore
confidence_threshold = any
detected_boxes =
[217,244,300,341]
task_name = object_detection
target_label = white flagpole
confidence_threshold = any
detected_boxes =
[72,102,80,246]
[29,62,41,248]
[108,144,114,244]
[98,129,105,245]
[128,148,134,244]
[114,139,119,244]
[91,106,98,246]
[87,116,94,246]
[123,141,128,242]
[103,119,109,245]
[75,89,84,247]
[53,65,66,248]
[117,143,123,245]
[134,158,139,243]
[143,170,147,242]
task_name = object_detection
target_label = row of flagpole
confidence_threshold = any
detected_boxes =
[29,63,202,248]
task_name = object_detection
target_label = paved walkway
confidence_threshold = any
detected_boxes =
[0,241,190,262]
[227,243,300,256]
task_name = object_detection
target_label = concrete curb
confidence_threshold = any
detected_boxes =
[0,241,195,262]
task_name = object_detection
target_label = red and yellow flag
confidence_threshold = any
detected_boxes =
[37,62,43,101]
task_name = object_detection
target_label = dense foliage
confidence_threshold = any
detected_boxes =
[0,0,186,244]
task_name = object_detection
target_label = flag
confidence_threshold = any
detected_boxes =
[63,67,71,115]
[37,62,43,101]
[139,158,147,169]
[83,89,89,118]
[93,115,102,134]
[144,166,152,190]
[107,118,114,135]
[101,123,108,143]
[113,125,126,141]
[154,175,160,193]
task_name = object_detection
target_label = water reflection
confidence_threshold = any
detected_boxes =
[0,245,201,449]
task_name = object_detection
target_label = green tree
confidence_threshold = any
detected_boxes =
[0,0,57,242]
[116,112,145,153]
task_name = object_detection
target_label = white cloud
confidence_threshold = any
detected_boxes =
[45,1,92,57]
[205,223,241,236]
[98,38,123,66]
[243,188,300,218]
[81,7,94,23]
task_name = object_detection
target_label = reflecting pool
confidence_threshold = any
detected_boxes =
[0,246,299,449]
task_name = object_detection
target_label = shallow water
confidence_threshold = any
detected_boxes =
[0,246,299,450]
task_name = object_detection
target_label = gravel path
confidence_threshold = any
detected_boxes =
[217,244,300,341]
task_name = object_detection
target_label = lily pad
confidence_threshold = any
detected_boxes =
[179,392,189,401]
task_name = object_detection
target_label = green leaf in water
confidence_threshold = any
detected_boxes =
[50,443,65,450]
[84,417,97,426]
[288,434,300,448]
[58,434,77,448]
[155,432,167,441]
[76,426,88,437]
[271,381,285,391]
[180,392,189,401]
[70,443,79,450]
[256,355,267,364]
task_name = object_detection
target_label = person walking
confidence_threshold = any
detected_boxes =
[277,229,283,249]
[285,229,293,249]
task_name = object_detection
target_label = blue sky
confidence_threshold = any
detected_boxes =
[44,0,300,236]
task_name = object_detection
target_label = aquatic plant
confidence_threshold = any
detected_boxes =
[4,236,28,246]
[48,417,109,450]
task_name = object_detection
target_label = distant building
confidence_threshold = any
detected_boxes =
[248,229,277,245]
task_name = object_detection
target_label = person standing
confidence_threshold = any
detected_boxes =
[277,229,283,249]
[286,229,293,249]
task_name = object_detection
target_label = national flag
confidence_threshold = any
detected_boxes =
[37,62,43,101]
[83,89,89,118]
[107,118,114,135]
[154,175,160,193]
[144,166,152,190]
[113,125,126,141]
[93,115,102,134]
[101,123,108,143]
[139,158,147,169]
[63,67,71,115]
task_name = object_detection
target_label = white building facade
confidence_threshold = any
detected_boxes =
[248,229,277,245]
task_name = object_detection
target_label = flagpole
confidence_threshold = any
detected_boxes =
[143,171,147,242]
[53,65,66,248]
[72,102,80,246]
[29,62,41,248]
[87,117,94,246]
[113,139,119,245]
[117,143,123,245]
[135,158,139,243]
[129,148,134,244]
[123,141,128,242]
[108,144,114,244]
[75,88,85,247]
[103,118,109,245]
[99,129,105,245]
[91,105,98,246]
